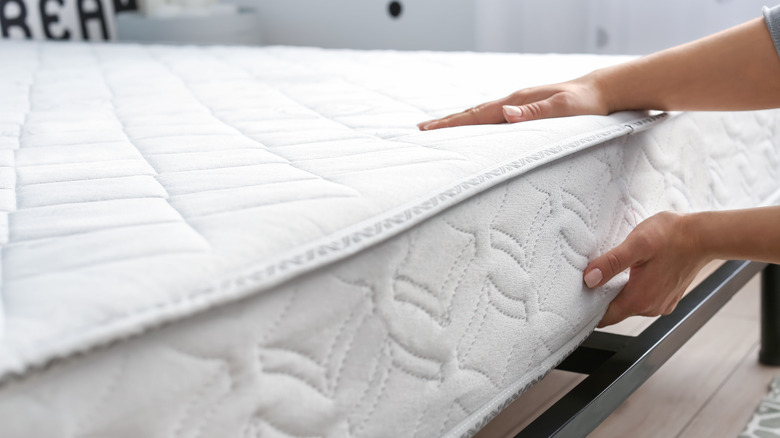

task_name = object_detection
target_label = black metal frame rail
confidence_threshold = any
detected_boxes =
[515,261,779,438]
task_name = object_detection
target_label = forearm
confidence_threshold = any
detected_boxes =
[591,17,780,113]
[686,206,780,264]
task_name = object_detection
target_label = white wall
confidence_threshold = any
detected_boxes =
[475,0,589,53]
[242,0,477,51]
[588,0,770,55]
[230,0,772,54]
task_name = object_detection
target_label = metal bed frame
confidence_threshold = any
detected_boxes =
[514,262,780,438]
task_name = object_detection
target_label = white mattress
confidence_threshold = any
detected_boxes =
[1,42,779,438]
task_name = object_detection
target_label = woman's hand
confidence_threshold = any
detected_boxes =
[583,211,710,328]
[419,17,780,132]
[418,74,610,131]
[586,206,780,327]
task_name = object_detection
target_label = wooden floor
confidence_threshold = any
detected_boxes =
[475,265,780,438]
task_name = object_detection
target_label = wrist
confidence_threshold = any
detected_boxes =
[680,211,716,262]
[587,55,673,113]
[586,65,635,115]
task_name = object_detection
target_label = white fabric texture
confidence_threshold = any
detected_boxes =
[1,41,779,438]
[0,42,657,378]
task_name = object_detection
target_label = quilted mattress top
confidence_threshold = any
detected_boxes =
[0,41,664,380]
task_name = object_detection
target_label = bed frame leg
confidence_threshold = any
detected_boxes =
[760,264,780,366]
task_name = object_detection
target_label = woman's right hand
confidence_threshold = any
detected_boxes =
[583,211,710,328]
[417,73,610,131]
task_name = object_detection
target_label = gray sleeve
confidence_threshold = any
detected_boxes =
[763,5,780,59]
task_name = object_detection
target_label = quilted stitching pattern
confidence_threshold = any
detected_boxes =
[1,110,779,438]
[0,42,656,378]
[0,41,779,438]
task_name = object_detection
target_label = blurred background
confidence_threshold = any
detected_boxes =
[230,0,771,54]
[0,0,774,54]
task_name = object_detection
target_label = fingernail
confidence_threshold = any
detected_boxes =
[584,268,603,288]
[503,105,523,119]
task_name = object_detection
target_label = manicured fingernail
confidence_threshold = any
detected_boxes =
[503,105,523,119]
[584,268,603,288]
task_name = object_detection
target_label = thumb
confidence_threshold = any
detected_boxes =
[503,99,558,123]
[583,238,643,289]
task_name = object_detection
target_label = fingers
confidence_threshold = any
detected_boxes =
[597,299,625,328]
[502,97,561,123]
[587,211,704,328]
[583,238,644,289]
[418,99,550,130]
[585,231,649,328]
[596,275,682,328]
[418,100,507,131]
[419,89,580,131]
[417,88,554,130]
[596,273,651,327]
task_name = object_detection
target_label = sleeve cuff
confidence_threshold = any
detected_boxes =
[763,5,780,60]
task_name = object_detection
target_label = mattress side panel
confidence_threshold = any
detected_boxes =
[0,138,629,438]
[445,110,780,437]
